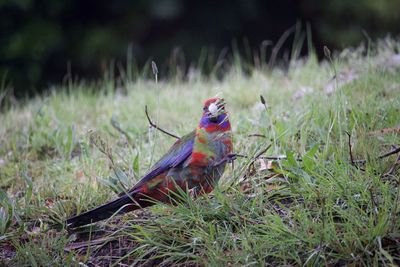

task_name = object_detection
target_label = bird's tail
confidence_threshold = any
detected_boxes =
[66,194,141,228]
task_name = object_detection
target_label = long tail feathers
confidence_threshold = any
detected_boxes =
[66,194,139,228]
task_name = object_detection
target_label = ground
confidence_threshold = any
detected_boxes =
[1,39,400,266]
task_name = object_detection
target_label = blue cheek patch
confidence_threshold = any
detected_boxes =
[199,114,229,128]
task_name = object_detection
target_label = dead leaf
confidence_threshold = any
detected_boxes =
[257,159,268,171]
[240,182,252,193]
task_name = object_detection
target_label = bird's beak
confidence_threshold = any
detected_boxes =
[208,102,219,122]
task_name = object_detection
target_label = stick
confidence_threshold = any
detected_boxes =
[240,144,272,183]
[248,133,267,138]
[145,105,180,139]
[378,146,400,159]
[345,145,399,167]
[254,144,272,159]
[381,153,400,178]
[110,115,133,145]
[369,187,379,225]
[346,131,355,165]
[234,153,287,161]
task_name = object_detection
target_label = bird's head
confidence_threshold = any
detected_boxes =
[199,98,230,130]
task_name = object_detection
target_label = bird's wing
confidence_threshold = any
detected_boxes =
[127,130,196,193]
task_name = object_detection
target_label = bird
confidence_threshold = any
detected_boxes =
[66,97,233,228]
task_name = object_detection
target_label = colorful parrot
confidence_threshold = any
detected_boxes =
[66,97,233,228]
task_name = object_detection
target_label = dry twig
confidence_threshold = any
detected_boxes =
[110,115,134,146]
[145,105,180,139]
[381,153,400,178]
[248,133,267,138]
[346,131,355,165]
[378,146,400,159]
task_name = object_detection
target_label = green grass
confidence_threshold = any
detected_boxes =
[1,39,400,266]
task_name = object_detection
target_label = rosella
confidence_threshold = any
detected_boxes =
[66,97,232,228]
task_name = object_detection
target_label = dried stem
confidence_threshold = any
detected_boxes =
[254,144,273,159]
[89,131,129,192]
[369,187,379,225]
[378,146,400,159]
[241,144,272,183]
[381,153,400,178]
[343,133,399,169]
[346,131,355,165]
[248,133,267,138]
[145,105,180,139]
[234,153,287,161]
[110,115,134,146]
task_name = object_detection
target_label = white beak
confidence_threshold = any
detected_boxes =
[208,103,218,115]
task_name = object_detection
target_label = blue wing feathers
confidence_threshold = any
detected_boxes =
[128,130,195,192]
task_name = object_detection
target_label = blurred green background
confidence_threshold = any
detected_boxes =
[1,0,399,95]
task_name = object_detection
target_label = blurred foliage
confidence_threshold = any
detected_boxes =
[301,0,400,47]
[0,0,399,95]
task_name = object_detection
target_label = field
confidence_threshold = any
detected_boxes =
[1,39,400,266]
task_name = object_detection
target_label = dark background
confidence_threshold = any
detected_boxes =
[1,0,400,95]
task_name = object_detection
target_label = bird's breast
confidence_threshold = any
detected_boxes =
[190,128,231,164]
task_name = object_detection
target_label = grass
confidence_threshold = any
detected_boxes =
[1,38,400,266]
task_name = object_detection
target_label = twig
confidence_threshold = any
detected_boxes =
[254,144,272,159]
[346,131,355,165]
[236,145,399,165]
[378,146,400,159]
[234,153,287,161]
[345,144,399,167]
[369,187,379,225]
[244,144,272,177]
[345,131,365,171]
[89,131,129,192]
[248,133,267,138]
[229,144,272,186]
[381,153,400,178]
[389,172,400,232]
[145,105,180,139]
[110,115,134,146]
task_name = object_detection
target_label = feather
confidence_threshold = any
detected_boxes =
[127,130,195,193]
